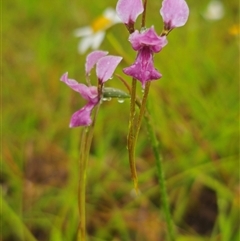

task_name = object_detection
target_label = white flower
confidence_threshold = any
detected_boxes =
[74,8,121,54]
[203,0,224,21]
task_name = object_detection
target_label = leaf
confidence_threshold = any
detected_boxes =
[102,87,130,99]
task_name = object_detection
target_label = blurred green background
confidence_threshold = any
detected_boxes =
[2,0,239,240]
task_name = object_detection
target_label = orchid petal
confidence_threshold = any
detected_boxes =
[69,103,95,127]
[96,55,122,83]
[123,47,161,88]
[60,72,98,102]
[160,0,189,30]
[116,0,144,25]
[129,27,168,52]
[85,50,108,75]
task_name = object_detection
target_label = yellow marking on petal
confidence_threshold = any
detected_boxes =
[91,16,112,32]
[229,24,240,36]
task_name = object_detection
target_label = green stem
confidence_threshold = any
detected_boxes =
[134,94,175,240]
[144,105,175,241]
[78,128,88,241]
[135,82,151,143]
[141,0,148,28]
[127,78,139,193]
[127,82,151,194]
[78,103,101,241]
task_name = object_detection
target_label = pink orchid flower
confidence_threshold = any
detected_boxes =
[160,0,189,31]
[61,51,122,127]
[123,27,167,88]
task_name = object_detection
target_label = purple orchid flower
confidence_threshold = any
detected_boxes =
[61,51,122,127]
[60,73,99,127]
[160,0,189,31]
[116,0,143,30]
[123,27,167,88]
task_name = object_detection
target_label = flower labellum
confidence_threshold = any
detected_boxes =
[123,27,167,88]
[160,0,189,31]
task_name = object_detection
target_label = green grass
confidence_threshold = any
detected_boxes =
[2,0,239,241]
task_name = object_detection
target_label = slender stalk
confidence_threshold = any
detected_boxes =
[115,74,131,94]
[78,128,88,241]
[134,96,175,240]
[141,0,148,28]
[78,103,101,241]
[127,78,139,193]
[116,74,139,193]
[135,82,151,143]
[144,105,175,241]
[127,81,151,195]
